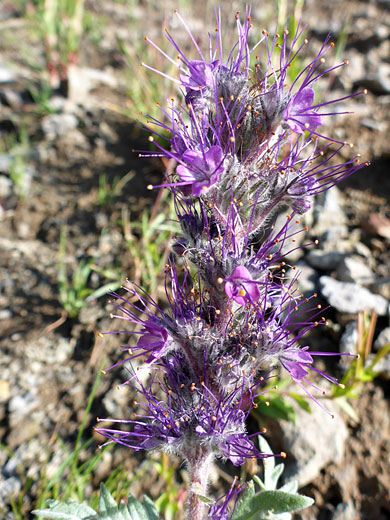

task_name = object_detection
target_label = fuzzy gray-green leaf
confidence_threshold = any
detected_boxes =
[231,482,255,518]
[99,483,123,520]
[32,499,98,520]
[127,494,159,520]
[232,490,314,520]
[141,496,159,520]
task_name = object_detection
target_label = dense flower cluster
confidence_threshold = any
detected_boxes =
[96,8,364,519]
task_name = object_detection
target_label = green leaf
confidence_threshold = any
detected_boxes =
[33,485,159,520]
[266,463,284,490]
[99,483,123,520]
[258,437,274,473]
[233,490,314,520]
[289,393,311,413]
[334,396,358,421]
[118,502,132,520]
[232,482,255,519]
[32,499,98,519]
[127,493,159,520]
[279,480,298,494]
[255,397,296,423]
[141,496,159,520]
[85,281,121,302]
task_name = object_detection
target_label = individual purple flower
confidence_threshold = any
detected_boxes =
[285,87,323,133]
[225,265,261,306]
[180,60,219,91]
[219,434,260,466]
[176,145,225,196]
[208,478,246,519]
[137,317,171,364]
[279,346,314,381]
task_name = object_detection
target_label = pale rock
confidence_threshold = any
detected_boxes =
[0,308,11,321]
[0,156,11,173]
[0,380,11,402]
[41,113,78,139]
[0,476,21,509]
[24,336,74,364]
[336,255,374,286]
[356,63,390,95]
[319,276,389,316]
[1,87,23,109]
[339,321,358,371]
[281,400,348,487]
[374,327,390,351]
[343,51,365,83]
[0,175,13,198]
[79,304,105,326]
[369,278,390,300]
[0,65,15,83]
[332,502,359,520]
[353,241,372,260]
[366,354,390,380]
[306,249,345,271]
[67,65,119,104]
[340,321,358,354]
[295,260,318,294]
[312,187,347,236]
[9,392,39,424]
[103,384,132,416]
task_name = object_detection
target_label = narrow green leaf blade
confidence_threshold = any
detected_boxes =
[289,393,311,413]
[334,396,358,421]
[86,281,121,302]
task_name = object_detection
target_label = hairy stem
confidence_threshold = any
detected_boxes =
[186,448,214,520]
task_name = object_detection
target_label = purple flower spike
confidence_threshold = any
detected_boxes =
[285,87,323,133]
[99,9,365,518]
[176,145,225,196]
[225,266,261,306]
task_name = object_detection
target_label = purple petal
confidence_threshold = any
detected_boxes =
[180,60,219,90]
[280,348,313,381]
[225,266,261,305]
[176,146,224,196]
[286,87,323,133]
